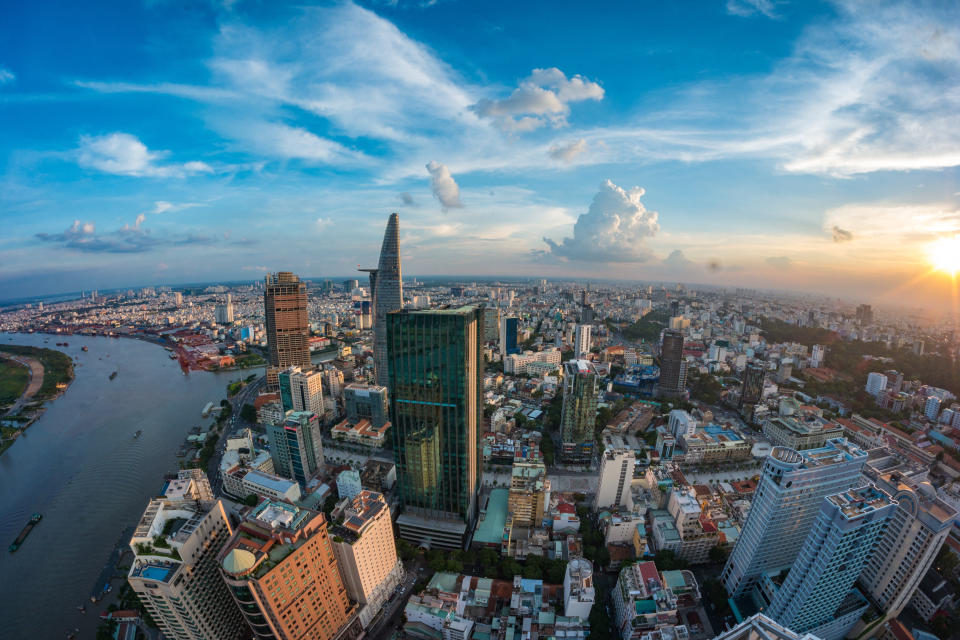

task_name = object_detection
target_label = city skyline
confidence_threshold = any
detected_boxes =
[3,1,960,309]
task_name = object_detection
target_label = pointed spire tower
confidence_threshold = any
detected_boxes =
[361,213,403,388]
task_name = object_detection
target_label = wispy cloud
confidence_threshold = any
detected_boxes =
[35,218,216,253]
[765,255,794,269]
[77,133,213,178]
[549,139,588,162]
[0,67,14,86]
[726,0,781,19]
[540,180,659,262]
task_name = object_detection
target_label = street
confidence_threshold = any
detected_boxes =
[207,374,265,496]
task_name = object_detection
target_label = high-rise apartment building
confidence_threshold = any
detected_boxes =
[763,486,895,640]
[265,272,310,391]
[560,359,599,465]
[721,439,867,597]
[360,213,403,388]
[507,461,550,527]
[344,383,389,428]
[279,366,325,415]
[866,372,888,396]
[740,361,766,408]
[387,305,482,549]
[858,472,958,621]
[593,448,634,511]
[219,500,358,640]
[658,329,686,397]
[330,491,405,628]
[574,323,592,358]
[855,304,873,325]
[266,411,324,485]
[214,293,235,325]
[483,306,501,343]
[711,614,826,640]
[128,497,245,640]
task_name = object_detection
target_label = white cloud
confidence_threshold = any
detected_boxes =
[0,67,14,85]
[549,139,588,162]
[662,249,695,269]
[426,161,463,211]
[823,202,960,241]
[77,133,213,178]
[151,201,203,214]
[541,180,659,262]
[237,122,361,163]
[470,68,603,132]
[315,217,333,231]
[726,0,780,18]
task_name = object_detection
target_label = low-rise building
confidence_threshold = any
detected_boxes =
[611,561,681,640]
[222,467,302,503]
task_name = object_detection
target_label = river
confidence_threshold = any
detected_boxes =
[0,332,247,639]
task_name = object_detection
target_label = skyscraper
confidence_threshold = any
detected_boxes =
[214,293,235,325]
[658,329,686,397]
[858,472,958,621]
[128,496,245,640]
[344,383,389,428]
[267,411,324,486]
[721,439,867,597]
[278,366,325,415]
[740,361,766,408]
[560,359,599,464]
[219,500,357,640]
[499,315,519,356]
[387,305,482,549]
[264,272,310,391]
[361,213,403,388]
[574,323,592,358]
[762,486,895,640]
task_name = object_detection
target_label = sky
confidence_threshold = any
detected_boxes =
[2,0,960,309]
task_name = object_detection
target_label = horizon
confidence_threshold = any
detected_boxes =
[3,0,960,311]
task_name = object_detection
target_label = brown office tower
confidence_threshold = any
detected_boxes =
[658,329,686,398]
[265,272,311,391]
[218,500,360,640]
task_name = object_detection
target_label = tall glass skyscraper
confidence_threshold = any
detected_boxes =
[361,213,403,388]
[658,329,686,397]
[387,305,482,549]
[721,438,867,597]
[560,359,598,464]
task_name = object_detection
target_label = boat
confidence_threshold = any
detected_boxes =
[109,371,118,380]
[133,430,142,438]
[169,353,178,359]
[81,346,88,352]
[9,513,42,552]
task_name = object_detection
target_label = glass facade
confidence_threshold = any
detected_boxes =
[387,306,482,524]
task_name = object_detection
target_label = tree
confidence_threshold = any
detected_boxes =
[397,539,418,562]
[243,493,259,507]
[240,403,257,423]
[654,550,689,571]
[708,545,729,564]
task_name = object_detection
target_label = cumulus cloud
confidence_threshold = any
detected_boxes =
[540,180,660,262]
[470,68,603,132]
[426,161,463,211]
[399,192,416,206]
[77,133,213,178]
[0,67,14,85]
[35,218,214,253]
[831,226,854,243]
[726,0,779,18]
[549,139,588,162]
[765,256,794,269]
[662,249,694,269]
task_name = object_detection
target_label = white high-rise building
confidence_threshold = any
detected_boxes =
[563,557,595,621]
[330,491,405,628]
[574,323,592,358]
[593,448,634,512]
[924,396,941,422]
[866,372,888,396]
[858,473,958,621]
[720,439,868,597]
[764,486,895,640]
[668,410,697,439]
[128,497,245,640]
[810,345,825,368]
[284,366,325,415]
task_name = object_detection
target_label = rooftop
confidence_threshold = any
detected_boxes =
[827,485,893,519]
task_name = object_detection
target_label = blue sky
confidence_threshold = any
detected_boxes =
[2,0,959,308]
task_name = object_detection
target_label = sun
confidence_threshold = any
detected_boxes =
[928,237,960,276]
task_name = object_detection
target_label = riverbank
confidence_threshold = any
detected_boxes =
[0,345,74,456]
[0,332,238,639]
